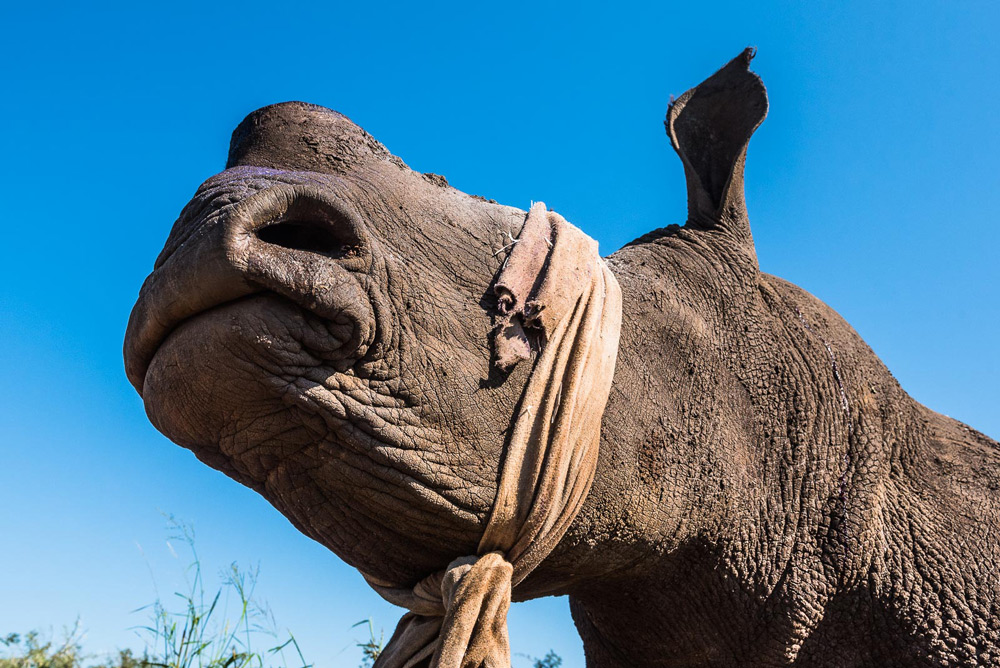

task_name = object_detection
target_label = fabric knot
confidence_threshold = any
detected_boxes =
[366,553,514,668]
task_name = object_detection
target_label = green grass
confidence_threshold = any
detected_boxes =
[349,622,381,668]
[0,518,562,668]
[134,519,310,668]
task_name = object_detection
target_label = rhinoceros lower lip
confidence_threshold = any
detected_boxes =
[124,286,265,395]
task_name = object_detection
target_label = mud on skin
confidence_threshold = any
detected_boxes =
[125,50,1000,667]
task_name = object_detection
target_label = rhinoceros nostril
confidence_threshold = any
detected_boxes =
[252,193,364,260]
[257,219,350,257]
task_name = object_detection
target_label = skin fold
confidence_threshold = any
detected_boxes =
[124,51,1000,667]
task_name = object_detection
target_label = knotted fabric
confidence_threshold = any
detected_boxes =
[365,202,622,668]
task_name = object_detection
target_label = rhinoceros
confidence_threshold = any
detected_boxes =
[124,50,1000,667]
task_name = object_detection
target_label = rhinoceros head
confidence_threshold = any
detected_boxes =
[122,100,548,585]
[125,50,767,590]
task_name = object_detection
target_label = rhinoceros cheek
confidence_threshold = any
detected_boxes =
[140,294,491,582]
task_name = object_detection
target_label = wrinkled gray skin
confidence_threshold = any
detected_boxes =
[125,51,1000,667]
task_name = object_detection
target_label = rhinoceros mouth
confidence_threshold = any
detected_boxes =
[127,274,370,398]
[135,289,273,372]
[124,282,263,394]
[124,184,376,395]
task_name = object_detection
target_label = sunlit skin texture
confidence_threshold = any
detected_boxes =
[125,52,999,666]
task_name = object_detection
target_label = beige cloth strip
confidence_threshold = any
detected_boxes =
[367,203,622,668]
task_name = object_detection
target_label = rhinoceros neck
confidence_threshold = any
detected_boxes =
[547,243,1000,665]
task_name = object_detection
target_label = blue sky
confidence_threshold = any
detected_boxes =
[1,1,997,666]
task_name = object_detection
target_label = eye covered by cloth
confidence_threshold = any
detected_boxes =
[364,202,622,668]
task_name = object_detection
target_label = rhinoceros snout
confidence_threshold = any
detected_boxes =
[123,182,376,395]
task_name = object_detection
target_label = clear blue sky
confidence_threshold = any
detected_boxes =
[2,1,997,666]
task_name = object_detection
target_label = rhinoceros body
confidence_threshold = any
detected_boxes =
[124,51,1000,667]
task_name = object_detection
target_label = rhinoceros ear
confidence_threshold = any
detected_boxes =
[666,48,768,243]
